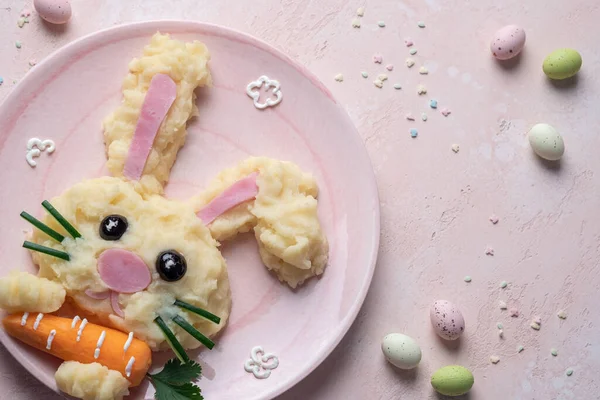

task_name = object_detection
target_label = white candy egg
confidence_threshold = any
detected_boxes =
[381,333,422,369]
[34,0,72,25]
[527,123,565,161]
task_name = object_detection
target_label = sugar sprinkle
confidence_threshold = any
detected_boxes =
[377,21,386,28]
[352,18,361,28]
[419,66,428,74]
[441,108,452,117]
[486,247,495,256]
[334,73,344,82]
[393,83,402,90]
[406,114,415,121]
[499,280,508,288]
[490,355,500,364]
[361,71,368,78]
[406,58,415,68]
[373,79,383,88]
[429,99,437,108]
[551,348,558,357]
[405,39,413,47]
[510,308,519,317]
[356,7,365,17]
[409,48,418,55]
[377,73,388,82]
[416,84,427,95]
[499,300,508,310]
[530,321,541,330]
[417,21,426,28]
[451,144,460,153]
[386,64,394,71]
[557,310,567,319]
[421,113,428,121]
[517,345,524,353]
[566,368,574,376]
[15,41,22,49]
[373,54,383,64]
[410,128,418,138]
[489,215,499,224]
[464,275,471,282]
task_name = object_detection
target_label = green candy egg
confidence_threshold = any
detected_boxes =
[431,365,474,396]
[543,48,582,80]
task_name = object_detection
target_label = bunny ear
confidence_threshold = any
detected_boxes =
[189,157,329,289]
[103,32,211,196]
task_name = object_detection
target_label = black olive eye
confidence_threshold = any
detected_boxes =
[156,250,187,282]
[99,215,128,241]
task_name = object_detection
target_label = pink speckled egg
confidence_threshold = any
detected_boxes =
[430,300,465,340]
[34,0,72,25]
[490,25,526,60]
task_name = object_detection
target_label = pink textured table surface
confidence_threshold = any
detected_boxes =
[1,1,599,399]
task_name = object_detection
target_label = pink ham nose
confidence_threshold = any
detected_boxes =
[97,248,152,293]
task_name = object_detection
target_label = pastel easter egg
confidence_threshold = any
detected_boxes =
[527,123,565,161]
[543,48,582,80]
[490,25,526,60]
[34,0,72,24]
[381,333,422,370]
[430,300,465,340]
[431,365,475,396]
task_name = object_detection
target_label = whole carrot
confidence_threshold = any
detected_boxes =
[3,313,152,386]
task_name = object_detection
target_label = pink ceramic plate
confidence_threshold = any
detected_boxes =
[0,21,379,400]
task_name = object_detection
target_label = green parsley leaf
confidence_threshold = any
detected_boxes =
[152,359,202,386]
[149,358,204,400]
[152,378,203,400]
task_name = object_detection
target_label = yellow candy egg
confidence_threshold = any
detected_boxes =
[543,48,582,80]
[431,365,474,396]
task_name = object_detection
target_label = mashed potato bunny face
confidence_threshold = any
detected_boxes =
[0,32,329,400]
[30,177,231,350]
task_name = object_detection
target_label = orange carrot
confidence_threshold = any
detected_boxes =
[3,313,151,386]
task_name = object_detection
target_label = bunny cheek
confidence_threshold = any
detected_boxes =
[97,248,151,294]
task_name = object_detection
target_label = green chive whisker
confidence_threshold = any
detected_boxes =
[154,316,190,364]
[172,315,215,350]
[174,299,221,325]
[22,241,70,261]
[20,211,65,243]
[41,200,81,239]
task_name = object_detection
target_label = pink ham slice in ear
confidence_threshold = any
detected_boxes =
[97,248,152,294]
[123,73,178,181]
[197,172,259,225]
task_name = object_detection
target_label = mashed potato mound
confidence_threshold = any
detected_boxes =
[55,361,130,400]
[103,33,211,196]
[189,157,329,288]
[31,177,231,350]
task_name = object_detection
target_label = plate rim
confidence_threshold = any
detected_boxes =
[0,20,381,400]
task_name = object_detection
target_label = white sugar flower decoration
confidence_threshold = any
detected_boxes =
[244,345,279,379]
[26,138,56,167]
[246,76,283,109]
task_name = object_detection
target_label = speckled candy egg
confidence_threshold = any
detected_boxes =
[528,123,565,161]
[430,300,465,340]
[431,365,474,396]
[34,0,72,24]
[381,333,422,369]
[490,25,526,60]
[543,48,582,80]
